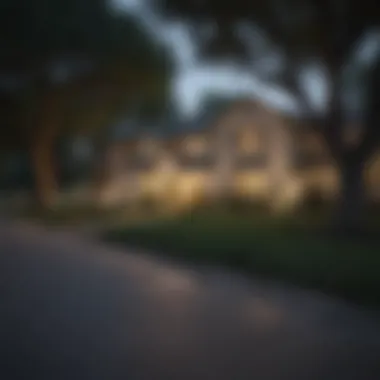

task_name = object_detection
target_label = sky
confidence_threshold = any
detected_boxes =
[112,0,380,121]
[1,0,378,123]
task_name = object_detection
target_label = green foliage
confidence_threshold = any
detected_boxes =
[0,0,160,62]
[0,0,173,149]
[105,208,380,307]
[162,0,380,63]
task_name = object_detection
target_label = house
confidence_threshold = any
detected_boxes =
[96,98,380,210]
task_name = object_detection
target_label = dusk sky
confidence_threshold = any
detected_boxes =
[113,0,380,121]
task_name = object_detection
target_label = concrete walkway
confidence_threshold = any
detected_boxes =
[0,222,379,379]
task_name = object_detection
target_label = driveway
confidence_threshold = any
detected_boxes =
[0,221,379,379]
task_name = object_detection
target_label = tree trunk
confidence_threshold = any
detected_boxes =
[29,91,62,210]
[30,136,58,210]
[334,160,367,234]
[92,138,111,203]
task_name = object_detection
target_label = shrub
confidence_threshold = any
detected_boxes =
[195,194,269,215]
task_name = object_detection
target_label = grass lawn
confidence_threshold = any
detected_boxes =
[104,206,380,308]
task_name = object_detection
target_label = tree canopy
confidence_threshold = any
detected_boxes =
[0,0,173,206]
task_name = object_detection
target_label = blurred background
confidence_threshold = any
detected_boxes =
[1,0,380,305]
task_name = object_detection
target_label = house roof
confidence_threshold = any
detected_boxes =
[109,96,271,144]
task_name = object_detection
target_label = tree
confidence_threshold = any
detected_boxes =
[0,0,171,208]
[161,0,380,232]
